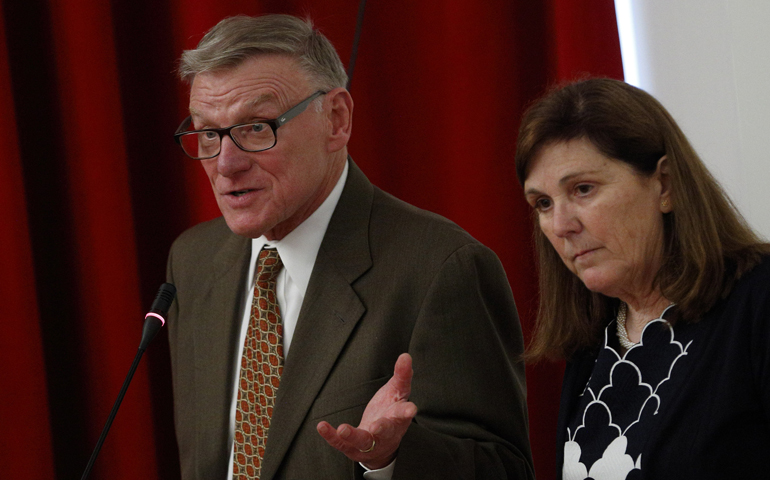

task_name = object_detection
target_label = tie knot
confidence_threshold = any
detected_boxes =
[257,248,283,281]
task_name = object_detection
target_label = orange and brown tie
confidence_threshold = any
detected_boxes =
[233,248,284,479]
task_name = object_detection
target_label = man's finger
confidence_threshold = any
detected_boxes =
[390,401,418,425]
[369,416,394,438]
[318,422,375,458]
[317,421,356,455]
[368,402,416,439]
[390,353,413,396]
[317,421,345,447]
[338,424,376,452]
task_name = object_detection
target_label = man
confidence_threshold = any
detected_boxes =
[166,14,534,480]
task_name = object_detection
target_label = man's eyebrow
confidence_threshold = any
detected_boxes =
[248,93,279,110]
[188,93,281,126]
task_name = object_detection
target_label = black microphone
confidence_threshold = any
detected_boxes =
[80,283,177,480]
[140,282,176,350]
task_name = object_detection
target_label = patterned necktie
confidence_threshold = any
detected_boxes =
[233,248,284,479]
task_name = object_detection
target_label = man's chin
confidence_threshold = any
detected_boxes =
[222,210,296,241]
[223,216,268,239]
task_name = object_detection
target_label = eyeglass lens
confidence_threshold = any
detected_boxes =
[179,123,275,159]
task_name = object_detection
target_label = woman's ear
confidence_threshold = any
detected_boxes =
[656,155,673,213]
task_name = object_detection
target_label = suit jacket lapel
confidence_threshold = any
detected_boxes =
[191,230,251,477]
[260,160,373,480]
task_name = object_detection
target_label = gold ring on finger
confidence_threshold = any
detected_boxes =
[359,438,376,453]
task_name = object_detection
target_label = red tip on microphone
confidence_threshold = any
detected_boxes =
[145,312,166,326]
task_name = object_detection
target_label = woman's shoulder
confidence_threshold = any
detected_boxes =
[733,254,770,293]
[712,254,770,329]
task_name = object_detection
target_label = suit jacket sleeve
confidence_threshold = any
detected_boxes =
[394,243,534,480]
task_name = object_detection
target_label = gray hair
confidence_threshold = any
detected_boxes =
[178,14,348,91]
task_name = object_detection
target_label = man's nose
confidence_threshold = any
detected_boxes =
[216,135,252,176]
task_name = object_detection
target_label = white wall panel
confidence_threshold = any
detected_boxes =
[616,0,770,239]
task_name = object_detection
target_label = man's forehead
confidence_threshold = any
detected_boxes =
[188,57,311,115]
[192,55,308,89]
[189,88,278,106]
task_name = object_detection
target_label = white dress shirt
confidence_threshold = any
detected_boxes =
[223,162,395,479]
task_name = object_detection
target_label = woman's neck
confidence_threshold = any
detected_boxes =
[622,292,672,343]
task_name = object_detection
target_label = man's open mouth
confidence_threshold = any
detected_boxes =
[230,189,253,197]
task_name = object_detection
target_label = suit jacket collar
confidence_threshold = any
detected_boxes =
[259,159,373,479]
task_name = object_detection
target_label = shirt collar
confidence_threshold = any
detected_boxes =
[250,160,349,293]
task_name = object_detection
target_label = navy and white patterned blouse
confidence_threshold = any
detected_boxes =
[563,305,690,479]
[557,257,770,480]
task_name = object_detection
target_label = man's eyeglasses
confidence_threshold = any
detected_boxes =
[174,91,326,160]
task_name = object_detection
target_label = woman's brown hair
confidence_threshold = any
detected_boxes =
[515,78,769,361]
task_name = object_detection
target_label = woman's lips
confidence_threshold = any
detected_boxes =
[574,248,599,261]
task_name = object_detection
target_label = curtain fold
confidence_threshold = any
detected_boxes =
[46,0,158,477]
[0,3,55,478]
[1,1,621,478]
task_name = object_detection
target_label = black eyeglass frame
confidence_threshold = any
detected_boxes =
[174,90,327,160]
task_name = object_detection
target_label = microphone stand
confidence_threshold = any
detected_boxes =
[80,283,176,480]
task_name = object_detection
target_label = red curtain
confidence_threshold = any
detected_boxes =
[0,0,621,479]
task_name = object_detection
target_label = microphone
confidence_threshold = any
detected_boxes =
[80,283,177,480]
[140,282,176,350]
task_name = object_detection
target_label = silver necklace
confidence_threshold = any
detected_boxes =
[616,301,675,350]
[615,302,637,350]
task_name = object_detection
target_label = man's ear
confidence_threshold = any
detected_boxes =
[656,155,673,213]
[325,87,353,153]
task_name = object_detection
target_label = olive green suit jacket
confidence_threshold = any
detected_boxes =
[166,160,535,479]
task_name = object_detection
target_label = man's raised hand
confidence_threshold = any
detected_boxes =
[316,353,417,470]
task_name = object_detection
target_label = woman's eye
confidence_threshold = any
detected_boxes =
[575,184,593,196]
[535,198,552,211]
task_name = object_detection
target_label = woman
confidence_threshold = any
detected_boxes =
[516,78,770,479]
